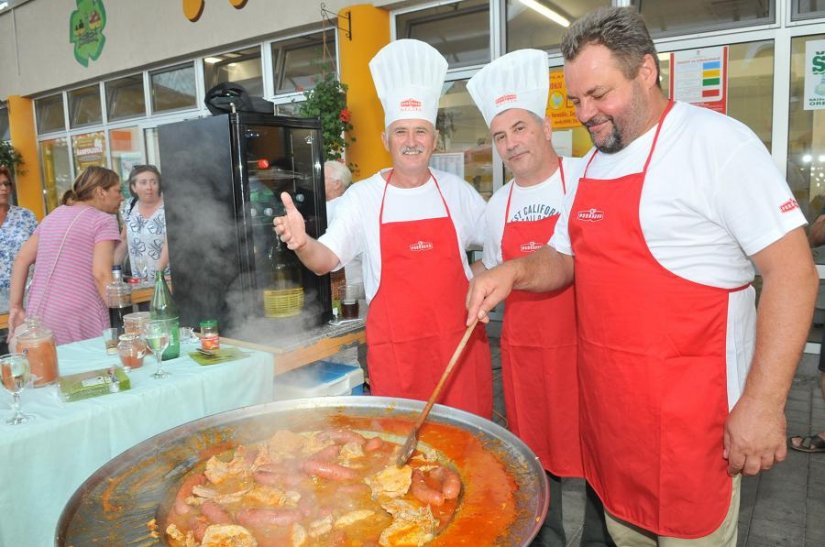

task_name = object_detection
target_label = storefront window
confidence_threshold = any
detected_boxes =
[792,0,825,21]
[0,104,9,141]
[659,40,774,150]
[35,94,65,134]
[204,46,264,97]
[272,30,336,95]
[150,63,197,114]
[68,84,102,128]
[632,0,774,37]
[39,136,71,212]
[71,131,107,175]
[434,80,492,199]
[106,74,146,121]
[109,126,144,194]
[506,0,607,53]
[396,0,489,69]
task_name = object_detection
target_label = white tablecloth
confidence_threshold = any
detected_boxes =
[0,337,274,546]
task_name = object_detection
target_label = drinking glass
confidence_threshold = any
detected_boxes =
[143,320,171,379]
[0,353,33,425]
[133,255,148,285]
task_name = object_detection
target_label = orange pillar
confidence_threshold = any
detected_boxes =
[338,4,391,181]
[8,96,44,220]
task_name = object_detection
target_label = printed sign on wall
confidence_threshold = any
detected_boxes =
[670,47,728,114]
[804,40,825,110]
[70,0,107,67]
[547,71,580,129]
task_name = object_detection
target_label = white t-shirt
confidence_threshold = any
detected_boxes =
[481,157,581,268]
[326,197,362,286]
[550,101,807,409]
[319,168,486,302]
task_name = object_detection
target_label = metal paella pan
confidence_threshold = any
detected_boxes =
[56,396,549,546]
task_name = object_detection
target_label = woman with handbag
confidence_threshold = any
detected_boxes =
[7,166,122,345]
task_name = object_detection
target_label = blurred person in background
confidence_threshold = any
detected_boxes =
[0,165,37,353]
[114,164,169,280]
[324,160,362,287]
[8,166,122,344]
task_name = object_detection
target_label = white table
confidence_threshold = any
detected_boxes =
[0,337,274,547]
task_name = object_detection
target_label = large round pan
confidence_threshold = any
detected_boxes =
[56,396,549,545]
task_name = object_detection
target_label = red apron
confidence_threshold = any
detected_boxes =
[568,102,736,538]
[500,159,582,477]
[366,171,493,418]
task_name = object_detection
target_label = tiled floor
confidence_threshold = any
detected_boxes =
[488,337,825,546]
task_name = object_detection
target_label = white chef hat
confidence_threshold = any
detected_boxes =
[467,49,550,127]
[369,39,448,128]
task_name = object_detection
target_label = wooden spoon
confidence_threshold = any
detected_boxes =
[396,319,479,467]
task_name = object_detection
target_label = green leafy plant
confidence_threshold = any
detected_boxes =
[0,140,24,176]
[299,71,354,162]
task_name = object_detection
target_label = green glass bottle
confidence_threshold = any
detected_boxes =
[149,271,180,360]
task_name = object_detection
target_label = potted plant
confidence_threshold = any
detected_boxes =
[0,140,24,175]
[299,71,355,162]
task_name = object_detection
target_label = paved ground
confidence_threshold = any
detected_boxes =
[488,338,825,546]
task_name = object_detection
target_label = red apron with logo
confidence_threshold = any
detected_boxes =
[568,102,735,538]
[500,160,582,477]
[366,171,493,418]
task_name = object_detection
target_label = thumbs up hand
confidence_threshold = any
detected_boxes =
[273,192,308,251]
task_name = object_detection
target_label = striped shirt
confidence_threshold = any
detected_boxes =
[26,205,120,344]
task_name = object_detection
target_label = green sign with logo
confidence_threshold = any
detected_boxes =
[70,0,107,67]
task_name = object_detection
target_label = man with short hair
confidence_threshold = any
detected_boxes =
[467,49,612,547]
[323,160,361,287]
[275,39,492,418]
[467,7,817,544]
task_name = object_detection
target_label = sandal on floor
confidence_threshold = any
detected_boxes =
[788,434,825,453]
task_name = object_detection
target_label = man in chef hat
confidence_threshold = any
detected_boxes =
[467,49,613,547]
[274,39,493,419]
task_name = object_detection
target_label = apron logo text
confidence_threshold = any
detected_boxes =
[519,241,543,253]
[409,240,434,252]
[576,208,605,222]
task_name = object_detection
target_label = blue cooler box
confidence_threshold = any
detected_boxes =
[275,361,365,400]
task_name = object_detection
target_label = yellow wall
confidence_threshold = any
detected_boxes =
[338,4,390,181]
[8,96,44,220]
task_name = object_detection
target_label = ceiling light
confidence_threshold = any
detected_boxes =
[519,0,570,28]
[204,57,222,64]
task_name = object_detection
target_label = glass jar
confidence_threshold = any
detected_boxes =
[199,319,220,351]
[117,334,146,370]
[11,316,58,387]
[123,311,150,335]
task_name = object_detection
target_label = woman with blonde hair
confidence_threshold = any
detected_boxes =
[8,166,123,344]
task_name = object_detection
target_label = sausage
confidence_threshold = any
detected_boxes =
[191,516,210,542]
[311,444,341,461]
[236,507,304,527]
[324,429,366,445]
[301,459,358,481]
[253,470,284,487]
[410,469,444,506]
[174,472,207,515]
[201,500,234,524]
[364,437,384,452]
[431,466,461,500]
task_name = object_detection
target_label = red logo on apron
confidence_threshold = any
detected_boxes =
[576,208,605,222]
[519,241,543,253]
[408,240,434,252]
[779,198,799,213]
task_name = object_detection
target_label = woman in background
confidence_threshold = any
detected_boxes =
[0,166,37,311]
[115,164,168,279]
[7,166,122,344]
[0,166,37,354]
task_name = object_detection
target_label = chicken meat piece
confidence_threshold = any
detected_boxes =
[243,484,292,507]
[200,524,258,547]
[290,523,308,546]
[165,523,196,547]
[191,484,251,505]
[334,509,376,528]
[365,464,413,501]
[308,515,333,538]
[204,451,251,485]
[264,430,308,461]
[339,440,366,463]
[379,500,438,547]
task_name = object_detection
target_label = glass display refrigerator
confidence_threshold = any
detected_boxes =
[158,112,331,340]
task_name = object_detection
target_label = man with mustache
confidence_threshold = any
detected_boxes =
[275,39,492,418]
[467,7,817,545]
[467,49,612,547]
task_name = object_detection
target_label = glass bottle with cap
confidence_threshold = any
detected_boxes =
[199,319,220,351]
[150,271,180,360]
[107,265,132,335]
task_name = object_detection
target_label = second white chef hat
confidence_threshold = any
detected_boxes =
[467,49,550,127]
[369,39,448,128]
